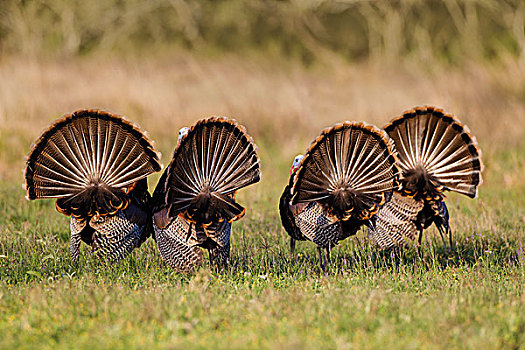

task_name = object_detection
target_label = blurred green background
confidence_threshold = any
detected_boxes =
[1,0,523,66]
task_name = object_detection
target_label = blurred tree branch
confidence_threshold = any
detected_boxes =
[0,0,522,66]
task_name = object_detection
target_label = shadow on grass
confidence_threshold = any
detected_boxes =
[326,233,523,274]
[1,226,522,285]
[227,231,523,278]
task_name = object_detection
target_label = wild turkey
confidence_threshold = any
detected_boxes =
[367,106,483,250]
[151,117,261,272]
[24,109,161,262]
[279,122,400,270]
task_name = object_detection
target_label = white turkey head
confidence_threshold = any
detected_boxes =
[290,154,304,175]
[177,127,190,148]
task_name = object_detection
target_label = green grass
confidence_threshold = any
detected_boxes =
[1,141,524,349]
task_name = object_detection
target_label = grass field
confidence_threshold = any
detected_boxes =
[0,54,524,349]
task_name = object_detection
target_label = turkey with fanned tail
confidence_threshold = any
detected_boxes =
[151,117,261,272]
[24,109,161,262]
[279,121,400,270]
[367,106,483,250]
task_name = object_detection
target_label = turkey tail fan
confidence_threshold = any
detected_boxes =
[24,109,161,218]
[291,122,400,221]
[384,106,483,199]
[165,117,261,226]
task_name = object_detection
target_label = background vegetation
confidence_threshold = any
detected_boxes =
[0,0,524,348]
[1,0,524,66]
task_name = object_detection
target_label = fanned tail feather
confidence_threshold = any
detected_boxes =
[162,117,261,225]
[24,109,161,218]
[291,121,400,221]
[384,106,483,199]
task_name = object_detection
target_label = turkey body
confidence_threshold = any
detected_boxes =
[293,201,363,248]
[368,106,483,249]
[152,117,261,272]
[153,215,231,272]
[68,178,152,261]
[25,110,161,262]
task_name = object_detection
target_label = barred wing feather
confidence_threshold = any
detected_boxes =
[368,192,424,250]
